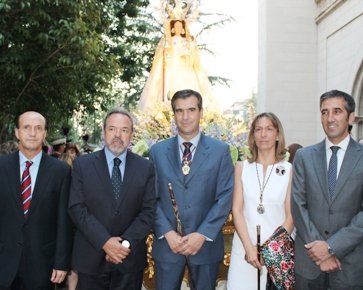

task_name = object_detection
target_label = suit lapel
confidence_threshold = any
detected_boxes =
[184,134,209,185]
[166,137,184,184]
[332,138,363,203]
[6,152,23,217]
[93,150,115,202]
[28,153,51,218]
[312,140,330,203]
[116,151,136,207]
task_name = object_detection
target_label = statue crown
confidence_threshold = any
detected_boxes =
[162,0,199,21]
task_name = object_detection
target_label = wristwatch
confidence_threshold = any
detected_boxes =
[327,244,335,256]
[121,239,130,249]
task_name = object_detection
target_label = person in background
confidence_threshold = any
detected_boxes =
[0,140,19,155]
[51,137,66,159]
[65,143,80,161]
[149,89,233,290]
[0,111,72,290]
[227,112,294,289]
[287,143,303,164]
[59,144,80,167]
[58,143,81,290]
[68,107,155,290]
[292,90,363,289]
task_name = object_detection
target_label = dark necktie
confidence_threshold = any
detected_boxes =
[182,142,192,163]
[328,146,339,198]
[21,161,33,216]
[112,158,122,200]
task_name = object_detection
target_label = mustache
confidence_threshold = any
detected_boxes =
[111,138,124,144]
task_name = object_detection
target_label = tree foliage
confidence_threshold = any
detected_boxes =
[0,0,158,142]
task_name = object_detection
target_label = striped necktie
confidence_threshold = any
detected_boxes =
[21,161,33,216]
[182,142,193,163]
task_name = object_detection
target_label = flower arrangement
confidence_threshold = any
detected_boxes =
[132,103,250,164]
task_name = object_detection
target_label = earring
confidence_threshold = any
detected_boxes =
[171,28,175,33]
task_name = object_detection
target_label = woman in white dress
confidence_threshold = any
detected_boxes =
[227,112,294,289]
[138,19,216,112]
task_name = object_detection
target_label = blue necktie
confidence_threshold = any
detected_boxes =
[112,158,122,199]
[327,146,339,198]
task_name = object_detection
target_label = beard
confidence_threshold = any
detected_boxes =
[107,138,126,156]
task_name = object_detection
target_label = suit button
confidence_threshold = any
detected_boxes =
[115,211,120,215]
[324,231,329,235]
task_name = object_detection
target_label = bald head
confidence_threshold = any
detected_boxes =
[16,111,46,129]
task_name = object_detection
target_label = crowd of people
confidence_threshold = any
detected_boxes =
[0,88,363,290]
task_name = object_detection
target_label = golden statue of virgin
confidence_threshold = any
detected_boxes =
[138,0,217,112]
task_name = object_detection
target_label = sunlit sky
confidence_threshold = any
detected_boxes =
[148,0,258,109]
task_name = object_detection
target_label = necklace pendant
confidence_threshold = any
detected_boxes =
[257,204,265,214]
[182,163,190,175]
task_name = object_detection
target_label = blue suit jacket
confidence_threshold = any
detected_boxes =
[149,134,233,265]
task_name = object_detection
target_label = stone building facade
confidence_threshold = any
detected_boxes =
[258,0,363,145]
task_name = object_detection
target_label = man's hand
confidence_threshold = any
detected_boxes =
[50,269,67,284]
[165,230,184,254]
[319,256,342,273]
[305,240,331,264]
[179,232,205,256]
[103,237,131,264]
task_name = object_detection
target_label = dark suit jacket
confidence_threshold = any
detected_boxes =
[0,151,72,288]
[68,149,155,275]
[149,134,234,265]
[292,138,363,285]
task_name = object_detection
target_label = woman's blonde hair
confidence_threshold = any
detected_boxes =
[247,112,287,163]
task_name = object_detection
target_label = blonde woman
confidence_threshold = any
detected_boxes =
[227,112,294,289]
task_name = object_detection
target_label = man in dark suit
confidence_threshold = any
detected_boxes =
[0,111,72,290]
[292,90,363,289]
[68,108,155,290]
[149,89,234,290]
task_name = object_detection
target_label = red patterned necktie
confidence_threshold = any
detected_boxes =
[21,161,33,216]
[182,142,192,162]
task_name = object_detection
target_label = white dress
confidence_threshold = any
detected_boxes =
[227,160,291,290]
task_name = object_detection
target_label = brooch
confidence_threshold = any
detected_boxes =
[275,166,286,176]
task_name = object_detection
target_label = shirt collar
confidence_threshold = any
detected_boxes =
[325,134,350,153]
[177,132,201,148]
[104,146,127,166]
[19,150,42,166]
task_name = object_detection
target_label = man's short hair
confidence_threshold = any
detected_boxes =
[103,107,134,131]
[171,89,203,112]
[320,90,355,115]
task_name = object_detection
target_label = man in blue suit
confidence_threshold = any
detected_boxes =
[149,89,234,290]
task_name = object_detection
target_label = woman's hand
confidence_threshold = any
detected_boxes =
[244,246,262,270]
